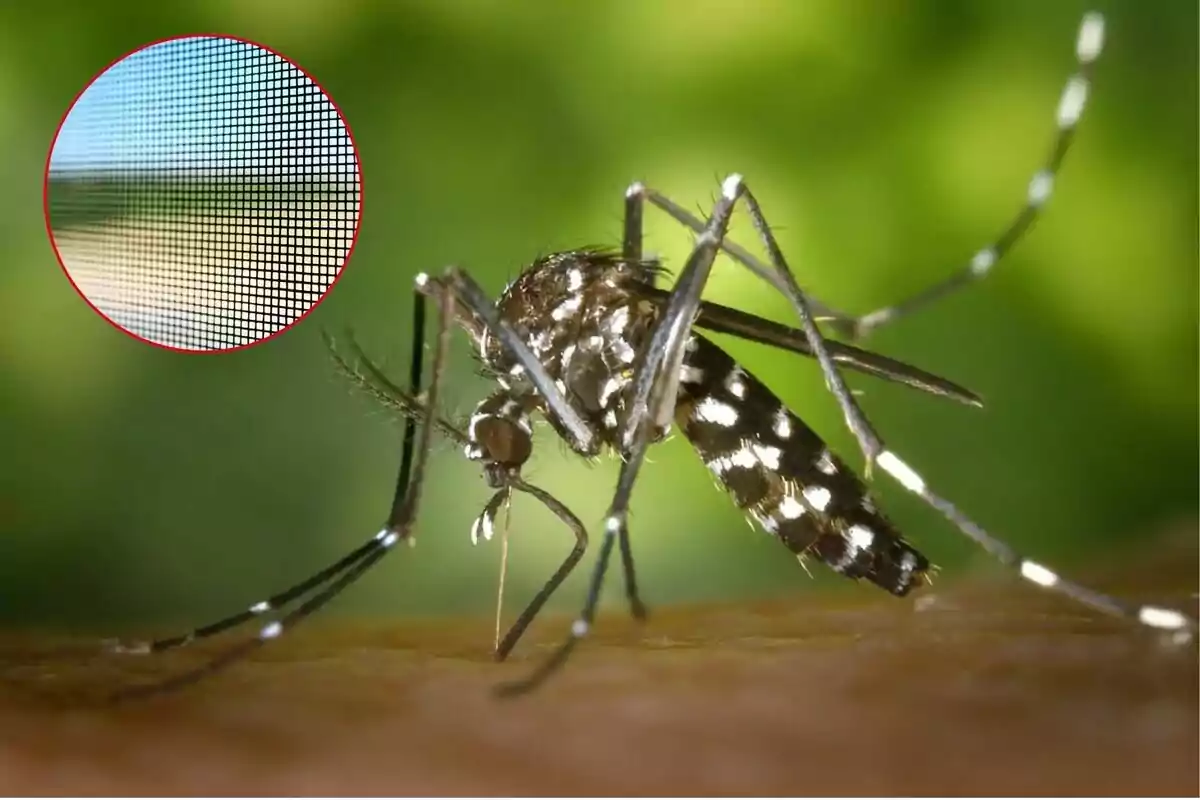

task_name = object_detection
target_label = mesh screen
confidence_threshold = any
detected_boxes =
[46,36,361,352]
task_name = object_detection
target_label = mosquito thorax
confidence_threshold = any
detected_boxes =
[480,250,663,451]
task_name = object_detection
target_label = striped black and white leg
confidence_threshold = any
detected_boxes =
[111,275,455,698]
[845,11,1106,340]
[107,285,435,662]
[872,449,1197,640]
[104,532,394,656]
[633,11,1106,344]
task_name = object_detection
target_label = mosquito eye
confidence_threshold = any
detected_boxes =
[471,415,532,468]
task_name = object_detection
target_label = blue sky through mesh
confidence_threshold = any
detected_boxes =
[52,37,347,176]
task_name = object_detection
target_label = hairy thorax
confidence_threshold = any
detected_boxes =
[480,250,661,456]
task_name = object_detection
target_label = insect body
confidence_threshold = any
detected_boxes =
[107,10,1197,700]
[472,250,930,597]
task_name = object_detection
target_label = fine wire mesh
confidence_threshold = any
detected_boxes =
[46,36,361,352]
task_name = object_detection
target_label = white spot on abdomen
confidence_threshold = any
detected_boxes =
[751,443,782,471]
[803,485,832,512]
[707,446,759,475]
[724,367,747,399]
[846,524,874,551]
[772,407,792,439]
[778,495,806,519]
[694,396,739,427]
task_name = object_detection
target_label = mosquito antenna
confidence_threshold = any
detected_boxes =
[327,329,465,443]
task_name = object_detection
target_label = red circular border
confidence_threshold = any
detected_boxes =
[42,33,364,355]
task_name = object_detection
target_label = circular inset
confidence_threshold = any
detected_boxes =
[45,35,362,352]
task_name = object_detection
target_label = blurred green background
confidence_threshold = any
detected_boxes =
[1,1,1195,635]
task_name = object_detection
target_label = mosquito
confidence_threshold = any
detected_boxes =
[108,10,1196,699]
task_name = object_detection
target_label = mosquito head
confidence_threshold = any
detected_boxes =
[465,390,535,488]
[472,416,533,477]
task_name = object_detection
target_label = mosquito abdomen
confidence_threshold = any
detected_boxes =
[674,333,929,596]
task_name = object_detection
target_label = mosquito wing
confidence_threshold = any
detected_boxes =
[638,285,982,407]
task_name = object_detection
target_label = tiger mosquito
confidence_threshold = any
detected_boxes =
[109,11,1196,698]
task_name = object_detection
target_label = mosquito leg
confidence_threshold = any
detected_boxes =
[431,265,615,634]
[618,180,661,618]
[734,179,885,471]
[111,273,455,698]
[497,174,744,696]
[629,178,862,465]
[639,187,839,321]
[104,534,384,656]
[627,174,913,480]
[639,13,1104,344]
[606,178,888,479]
[110,293,436,658]
[387,284,430,529]
[872,449,1197,641]
[846,12,1106,340]
[114,538,397,698]
[493,479,589,662]
[416,264,640,664]
[623,181,644,264]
